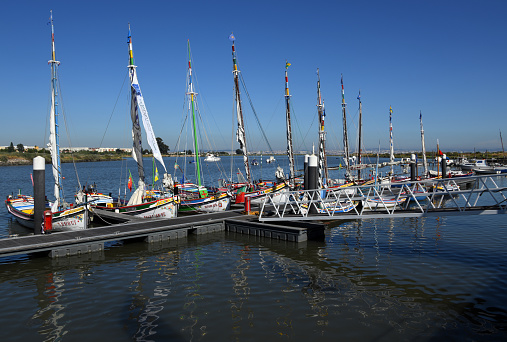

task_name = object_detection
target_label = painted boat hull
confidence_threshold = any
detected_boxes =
[179,193,231,213]
[5,195,88,232]
[95,196,178,219]
[244,182,290,205]
[362,197,407,210]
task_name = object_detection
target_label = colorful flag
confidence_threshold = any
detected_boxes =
[229,33,235,41]
[154,166,159,182]
[128,171,133,192]
[285,61,291,68]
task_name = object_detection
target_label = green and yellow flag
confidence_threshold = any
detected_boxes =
[154,166,159,182]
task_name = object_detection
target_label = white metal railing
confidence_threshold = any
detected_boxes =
[258,174,507,221]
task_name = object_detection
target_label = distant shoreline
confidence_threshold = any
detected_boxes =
[1,151,505,167]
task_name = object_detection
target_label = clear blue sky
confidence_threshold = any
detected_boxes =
[3,0,506,154]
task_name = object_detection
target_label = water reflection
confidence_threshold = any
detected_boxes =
[0,219,505,340]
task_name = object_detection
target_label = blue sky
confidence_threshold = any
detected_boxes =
[3,0,506,154]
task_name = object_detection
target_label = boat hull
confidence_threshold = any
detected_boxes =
[96,196,178,219]
[179,193,231,213]
[5,195,88,232]
[362,197,407,210]
[245,182,290,205]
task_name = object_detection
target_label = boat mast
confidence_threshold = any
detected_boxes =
[357,90,362,181]
[48,10,64,210]
[127,24,145,187]
[500,129,505,162]
[340,74,350,179]
[316,68,328,188]
[284,61,296,183]
[230,33,252,184]
[389,106,395,176]
[420,111,428,176]
[186,40,203,191]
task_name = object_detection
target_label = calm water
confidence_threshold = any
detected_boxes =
[0,157,506,341]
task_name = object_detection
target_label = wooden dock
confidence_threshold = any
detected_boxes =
[0,209,325,259]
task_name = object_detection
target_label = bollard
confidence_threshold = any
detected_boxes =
[244,196,251,213]
[43,210,52,232]
[441,154,447,178]
[410,153,416,181]
[308,155,318,214]
[33,156,46,234]
[303,154,309,190]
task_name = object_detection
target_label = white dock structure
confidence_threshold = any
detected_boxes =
[258,174,507,221]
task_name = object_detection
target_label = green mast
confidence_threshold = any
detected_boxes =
[187,40,205,197]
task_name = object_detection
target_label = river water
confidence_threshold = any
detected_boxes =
[0,156,506,341]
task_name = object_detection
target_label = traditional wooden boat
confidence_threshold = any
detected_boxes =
[94,25,178,218]
[173,40,232,213]
[5,12,89,232]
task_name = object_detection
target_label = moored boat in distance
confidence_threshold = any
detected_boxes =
[204,153,221,162]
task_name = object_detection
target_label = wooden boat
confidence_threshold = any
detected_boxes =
[5,12,89,232]
[228,34,289,204]
[173,40,231,213]
[94,25,178,218]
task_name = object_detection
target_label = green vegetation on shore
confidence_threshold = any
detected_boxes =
[0,150,130,166]
[1,149,505,166]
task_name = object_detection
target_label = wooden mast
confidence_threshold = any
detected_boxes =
[230,33,252,184]
[284,61,296,183]
[357,90,362,181]
[316,69,328,188]
[420,111,429,177]
[340,74,350,179]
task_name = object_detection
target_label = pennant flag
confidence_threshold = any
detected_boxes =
[229,33,235,41]
[154,166,159,182]
[128,170,133,192]
[285,61,291,68]
[438,149,443,156]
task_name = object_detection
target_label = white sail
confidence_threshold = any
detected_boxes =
[48,87,60,210]
[130,71,167,173]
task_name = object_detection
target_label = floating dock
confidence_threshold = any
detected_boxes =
[0,209,325,259]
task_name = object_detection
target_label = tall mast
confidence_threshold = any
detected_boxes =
[357,90,362,181]
[187,40,202,190]
[48,10,64,209]
[340,74,350,178]
[127,24,145,186]
[230,33,252,184]
[284,61,296,182]
[420,111,428,176]
[389,106,394,176]
[316,68,328,188]
[500,129,505,161]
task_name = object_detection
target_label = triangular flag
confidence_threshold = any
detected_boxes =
[154,166,159,182]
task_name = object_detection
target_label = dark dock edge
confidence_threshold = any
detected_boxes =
[0,210,325,259]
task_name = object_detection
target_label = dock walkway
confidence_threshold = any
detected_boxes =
[0,209,324,259]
